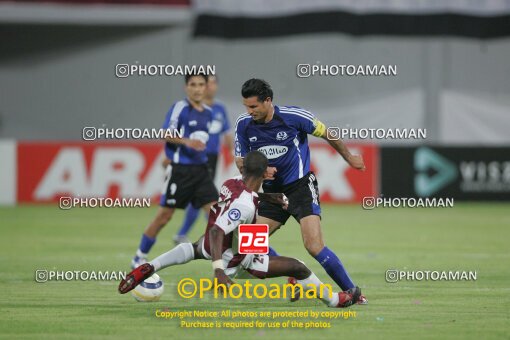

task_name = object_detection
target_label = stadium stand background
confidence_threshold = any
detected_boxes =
[1,0,509,205]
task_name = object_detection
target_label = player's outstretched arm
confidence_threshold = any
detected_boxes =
[319,128,366,171]
[208,225,234,287]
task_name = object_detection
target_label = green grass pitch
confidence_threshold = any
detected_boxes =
[1,203,509,339]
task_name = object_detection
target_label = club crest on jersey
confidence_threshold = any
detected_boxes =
[257,145,288,159]
[228,208,241,221]
[276,131,288,141]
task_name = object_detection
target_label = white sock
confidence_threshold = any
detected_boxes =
[136,249,147,259]
[297,272,339,307]
[150,243,195,271]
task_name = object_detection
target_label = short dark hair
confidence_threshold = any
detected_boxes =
[243,151,268,178]
[241,78,273,102]
[185,73,208,84]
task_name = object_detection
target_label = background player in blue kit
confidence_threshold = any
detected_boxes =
[131,73,218,268]
[172,75,233,244]
[234,79,368,304]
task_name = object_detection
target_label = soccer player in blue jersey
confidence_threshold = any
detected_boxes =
[234,79,368,304]
[173,75,233,244]
[131,73,219,268]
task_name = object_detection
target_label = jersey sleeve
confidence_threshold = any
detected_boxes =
[234,116,250,157]
[169,110,182,131]
[164,101,188,131]
[215,200,254,235]
[284,107,326,137]
[161,105,173,129]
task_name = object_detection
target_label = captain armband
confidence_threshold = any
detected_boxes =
[311,119,326,137]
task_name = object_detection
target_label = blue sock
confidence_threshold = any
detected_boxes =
[268,247,279,256]
[137,234,156,257]
[177,204,200,236]
[314,246,355,291]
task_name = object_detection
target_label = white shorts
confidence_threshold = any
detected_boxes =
[200,239,269,279]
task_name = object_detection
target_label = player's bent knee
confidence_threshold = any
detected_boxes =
[304,242,323,257]
[157,209,174,225]
[156,216,170,226]
[292,260,311,280]
[193,237,206,260]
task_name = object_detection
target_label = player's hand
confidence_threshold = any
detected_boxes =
[185,139,206,151]
[214,269,233,293]
[264,166,277,180]
[347,154,365,171]
[274,193,289,210]
[161,158,171,168]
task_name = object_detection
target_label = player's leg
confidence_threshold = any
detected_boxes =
[144,207,175,238]
[163,172,216,262]
[175,153,218,244]
[132,206,175,268]
[258,256,360,308]
[289,172,366,303]
[174,153,218,244]
[202,153,218,219]
[299,215,356,291]
[131,164,194,268]
[174,159,218,245]
[190,167,218,223]
[119,237,207,294]
[201,201,214,214]
[151,235,206,271]
[174,203,200,244]
[257,216,281,256]
[257,204,287,256]
[257,215,282,235]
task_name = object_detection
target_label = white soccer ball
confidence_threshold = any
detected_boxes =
[131,274,164,302]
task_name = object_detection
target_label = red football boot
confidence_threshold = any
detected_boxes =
[118,263,155,294]
[335,287,361,308]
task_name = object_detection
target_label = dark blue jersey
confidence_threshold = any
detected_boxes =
[234,105,326,188]
[205,101,230,155]
[162,99,213,165]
